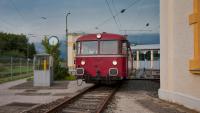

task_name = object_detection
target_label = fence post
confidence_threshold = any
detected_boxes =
[27,58,28,75]
[20,58,22,76]
[10,57,13,80]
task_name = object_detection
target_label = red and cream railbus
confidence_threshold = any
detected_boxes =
[75,33,133,83]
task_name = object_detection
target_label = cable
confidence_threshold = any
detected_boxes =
[95,16,117,29]
[105,0,121,32]
[0,17,19,32]
[126,0,140,11]
[111,0,122,29]
[95,0,141,31]
[0,23,14,32]
[0,18,16,27]
[9,0,26,23]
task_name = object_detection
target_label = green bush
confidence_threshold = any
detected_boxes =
[2,50,25,57]
[41,36,70,81]
[0,66,6,72]
[54,66,69,80]
[65,74,76,81]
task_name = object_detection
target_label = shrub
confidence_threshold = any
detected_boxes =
[54,66,69,80]
[65,74,76,81]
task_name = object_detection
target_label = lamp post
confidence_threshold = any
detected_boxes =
[66,12,71,35]
[65,11,71,65]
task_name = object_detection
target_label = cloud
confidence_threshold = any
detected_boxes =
[0,0,160,35]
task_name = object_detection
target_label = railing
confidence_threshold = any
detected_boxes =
[0,57,33,83]
[133,60,160,79]
[133,60,160,69]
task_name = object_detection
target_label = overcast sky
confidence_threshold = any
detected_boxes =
[0,0,159,42]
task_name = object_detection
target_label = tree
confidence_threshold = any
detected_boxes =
[41,36,68,80]
[28,43,36,59]
[0,32,36,58]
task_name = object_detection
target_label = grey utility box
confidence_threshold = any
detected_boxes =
[33,54,53,86]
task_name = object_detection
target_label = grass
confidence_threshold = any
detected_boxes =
[11,66,32,73]
[0,74,33,84]
[26,76,33,81]
[64,74,76,81]
[0,65,76,84]
[0,66,33,77]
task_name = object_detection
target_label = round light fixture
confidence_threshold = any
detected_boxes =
[96,33,101,39]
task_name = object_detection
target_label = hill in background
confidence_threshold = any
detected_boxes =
[128,33,160,45]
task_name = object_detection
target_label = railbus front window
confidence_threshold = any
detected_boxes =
[81,41,98,54]
[100,41,118,54]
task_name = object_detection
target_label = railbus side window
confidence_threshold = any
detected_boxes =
[73,43,76,50]
[122,42,127,55]
[76,42,81,54]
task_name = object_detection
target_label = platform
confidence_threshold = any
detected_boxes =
[0,78,93,113]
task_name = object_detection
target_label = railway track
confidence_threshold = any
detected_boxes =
[44,84,120,113]
[21,84,120,113]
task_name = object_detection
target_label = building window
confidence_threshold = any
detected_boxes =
[188,0,200,74]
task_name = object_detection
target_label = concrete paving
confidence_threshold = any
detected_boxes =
[1,79,197,113]
[104,80,198,113]
[0,79,93,106]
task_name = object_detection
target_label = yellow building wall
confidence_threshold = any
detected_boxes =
[159,0,200,111]
[67,33,82,73]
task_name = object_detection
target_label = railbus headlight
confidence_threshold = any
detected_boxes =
[81,60,85,65]
[112,60,117,65]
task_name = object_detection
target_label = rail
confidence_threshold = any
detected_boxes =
[45,84,120,113]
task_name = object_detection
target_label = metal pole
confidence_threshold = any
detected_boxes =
[136,50,139,69]
[27,58,29,75]
[150,50,154,69]
[66,15,68,36]
[66,12,70,66]
[11,57,13,80]
[20,58,22,76]
[66,15,68,65]
[27,42,29,75]
[66,12,70,36]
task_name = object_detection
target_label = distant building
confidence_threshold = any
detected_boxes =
[67,33,83,74]
[131,44,160,69]
[131,44,160,78]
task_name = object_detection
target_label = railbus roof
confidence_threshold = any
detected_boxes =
[76,33,127,41]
